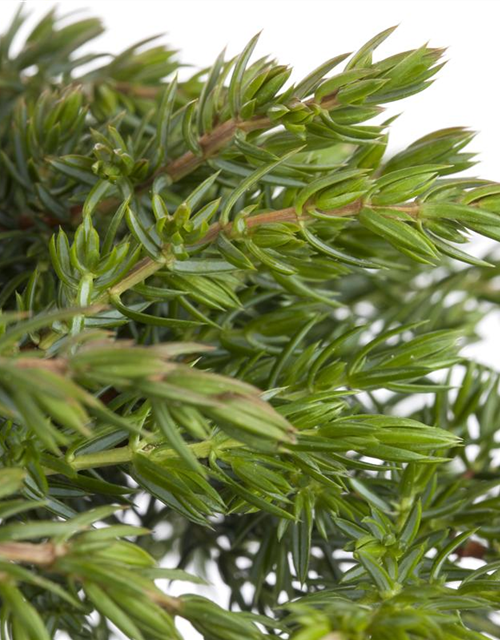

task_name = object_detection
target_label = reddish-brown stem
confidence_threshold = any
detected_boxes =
[200,199,365,244]
[158,114,271,184]
[456,540,487,560]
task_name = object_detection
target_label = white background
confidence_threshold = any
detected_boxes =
[2,0,500,637]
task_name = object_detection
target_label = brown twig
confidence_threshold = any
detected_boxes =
[200,199,365,244]
[113,82,162,100]
[147,590,183,615]
[456,540,487,560]
[0,542,67,565]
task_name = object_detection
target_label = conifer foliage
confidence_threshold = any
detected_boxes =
[1,7,500,639]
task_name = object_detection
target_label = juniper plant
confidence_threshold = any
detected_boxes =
[1,6,500,640]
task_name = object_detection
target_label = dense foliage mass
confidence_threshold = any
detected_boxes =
[1,7,500,639]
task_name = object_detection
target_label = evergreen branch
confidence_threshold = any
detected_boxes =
[42,92,340,224]
[2,10,500,640]
[103,198,418,301]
